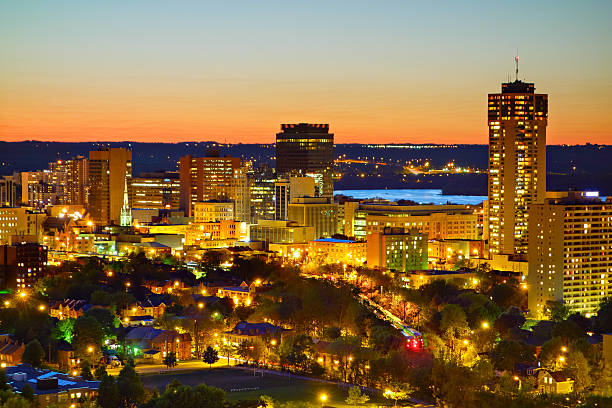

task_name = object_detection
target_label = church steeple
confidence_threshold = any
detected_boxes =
[120,177,132,227]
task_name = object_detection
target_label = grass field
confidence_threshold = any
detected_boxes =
[141,367,389,407]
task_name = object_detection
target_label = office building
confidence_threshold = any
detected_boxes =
[487,72,548,256]
[88,148,132,225]
[275,123,334,197]
[184,220,248,248]
[288,197,338,239]
[193,201,235,222]
[274,176,316,220]
[0,241,47,290]
[353,203,478,241]
[131,172,180,210]
[528,191,612,317]
[367,227,428,272]
[0,176,19,207]
[179,153,250,221]
[0,207,46,244]
[250,220,315,247]
[250,166,276,222]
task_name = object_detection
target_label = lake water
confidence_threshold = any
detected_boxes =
[335,189,487,205]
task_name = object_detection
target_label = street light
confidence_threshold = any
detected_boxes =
[319,393,327,406]
[481,321,489,329]
[270,339,277,346]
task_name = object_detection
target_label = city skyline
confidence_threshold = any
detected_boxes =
[2,1,612,145]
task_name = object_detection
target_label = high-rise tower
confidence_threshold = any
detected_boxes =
[275,123,334,197]
[487,61,548,256]
[88,148,132,225]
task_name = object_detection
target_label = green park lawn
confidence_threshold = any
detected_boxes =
[140,366,389,407]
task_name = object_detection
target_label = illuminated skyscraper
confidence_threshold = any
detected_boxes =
[487,63,548,256]
[179,153,250,221]
[275,123,334,197]
[88,148,132,225]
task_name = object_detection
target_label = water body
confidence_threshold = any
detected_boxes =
[335,189,487,205]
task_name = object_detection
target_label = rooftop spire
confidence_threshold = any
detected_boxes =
[515,51,519,81]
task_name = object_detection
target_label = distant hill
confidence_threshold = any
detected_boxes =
[1,141,611,195]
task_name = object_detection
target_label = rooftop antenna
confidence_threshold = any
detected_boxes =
[515,50,519,81]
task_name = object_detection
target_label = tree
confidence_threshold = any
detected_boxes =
[494,307,525,339]
[22,339,45,367]
[94,364,108,380]
[98,373,120,408]
[596,298,612,333]
[84,308,119,340]
[219,343,235,366]
[116,364,145,407]
[545,300,570,322]
[0,394,31,408]
[52,318,75,343]
[345,386,370,405]
[80,361,94,380]
[21,384,34,402]
[202,346,219,368]
[146,382,226,408]
[565,349,591,392]
[491,340,535,372]
[489,284,525,310]
[163,352,177,369]
[0,369,10,391]
[73,315,103,363]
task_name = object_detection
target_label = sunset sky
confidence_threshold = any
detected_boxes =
[1,1,611,144]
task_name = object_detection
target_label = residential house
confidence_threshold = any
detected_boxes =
[121,298,167,320]
[218,281,256,306]
[56,341,78,371]
[537,370,574,394]
[49,299,93,320]
[225,321,288,346]
[0,334,24,367]
[125,327,192,361]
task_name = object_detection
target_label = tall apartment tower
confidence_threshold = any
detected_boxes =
[275,123,334,197]
[48,156,89,205]
[487,66,548,257]
[179,153,250,221]
[528,192,612,317]
[88,148,132,225]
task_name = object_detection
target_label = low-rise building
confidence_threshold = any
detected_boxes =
[6,364,100,407]
[250,220,314,248]
[49,299,93,321]
[217,281,256,306]
[536,370,574,394]
[308,238,366,266]
[125,327,192,361]
[0,334,24,366]
[224,321,288,345]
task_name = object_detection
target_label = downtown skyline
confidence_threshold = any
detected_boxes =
[1,1,612,145]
